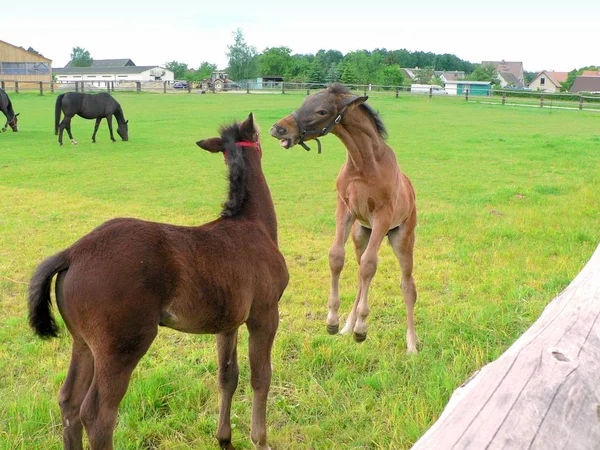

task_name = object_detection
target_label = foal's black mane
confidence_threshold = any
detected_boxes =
[328,83,388,139]
[219,122,252,218]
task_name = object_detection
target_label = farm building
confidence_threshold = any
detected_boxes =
[0,40,52,83]
[436,71,466,83]
[444,80,492,96]
[528,71,569,93]
[54,61,174,86]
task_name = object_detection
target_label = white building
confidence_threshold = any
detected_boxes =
[54,65,174,86]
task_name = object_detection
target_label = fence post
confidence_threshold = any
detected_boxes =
[136,82,141,93]
[15,81,19,94]
[246,83,250,94]
[579,96,584,110]
[540,94,544,108]
[282,82,285,94]
[429,86,433,99]
[1,81,4,90]
[465,88,469,102]
[307,89,310,96]
[81,82,85,92]
[396,87,399,98]
[50,82,54,93]
[106,81,110,93]
[75,81,79,92]
[187,82,192,94]
[164,81,167,93]
[39,81,44,96]
[502,92,506,105]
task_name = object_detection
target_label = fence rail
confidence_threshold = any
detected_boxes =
[2,80,599,112]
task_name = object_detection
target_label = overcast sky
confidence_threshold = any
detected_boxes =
[4,0,599,73]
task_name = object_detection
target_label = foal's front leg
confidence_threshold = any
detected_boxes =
[216,329,240,450]
[326,196,354,334]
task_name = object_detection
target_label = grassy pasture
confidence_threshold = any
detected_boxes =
[0,91,599,449]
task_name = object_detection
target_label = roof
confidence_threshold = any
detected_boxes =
[530,71,569,87]
[65,59,135,68]
[54,66,169,75]
[0,39,52,62]
[482,60,523,77]
[570,76,600,93]
[444,80,492,85]
[582,70,600,77]
[436,71,466,81]
[498,71,521,86]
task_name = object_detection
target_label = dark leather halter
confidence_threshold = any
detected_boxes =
[290,107,347,154]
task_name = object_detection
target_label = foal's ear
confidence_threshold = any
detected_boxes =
[125,119,129,124]
[15,113,20,117]
[196,138,224,152]
[239,112,259,139]
[340,95,368,110]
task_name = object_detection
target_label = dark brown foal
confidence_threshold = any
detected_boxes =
[28,113,288,450]
[270,84,418,352]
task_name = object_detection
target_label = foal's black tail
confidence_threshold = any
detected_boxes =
[54,94,65,135]
[28,250,70,339]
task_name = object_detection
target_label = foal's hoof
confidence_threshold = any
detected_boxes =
[326,324,339,335]
[218,439,235,450]
[1,128,6,133]
[353,332,367,343]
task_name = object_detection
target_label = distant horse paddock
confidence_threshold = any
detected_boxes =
[29,113,288,450]
[54,92,129,145]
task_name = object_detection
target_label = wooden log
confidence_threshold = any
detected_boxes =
[412,243,600,450]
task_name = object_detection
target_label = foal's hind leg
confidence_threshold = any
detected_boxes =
[216,329,240,450]
[247,307,279,450]
[340,224,371,335]
[92,118,102,143]
[80,326,157,449]
[106,114,116,142]
[327,197,354,334]
[388,213,418,354]
[59,338,94,450]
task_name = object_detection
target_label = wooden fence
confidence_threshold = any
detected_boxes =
[411,243,600,450]
[2,80,600,112]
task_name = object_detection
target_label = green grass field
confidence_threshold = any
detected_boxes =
[1,91,599,449]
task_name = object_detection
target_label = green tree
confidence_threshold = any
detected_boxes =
[70,47,93,67]
[467,64,500,85]
[325,63,341,84]
[378,65,405,87]
[226,28,259,81]
[307,61,325,85]
[165,61,188,80]
[258,47,292,77]
[413,67,436,84]
[340,61,358,86]
[196,62,218,80]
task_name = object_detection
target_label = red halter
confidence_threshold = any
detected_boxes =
[223,141,262,163]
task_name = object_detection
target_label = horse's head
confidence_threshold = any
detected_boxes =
[117,120,129,141]
[269,83,367,151]
[196,113,260,158]
[9,113,19,132]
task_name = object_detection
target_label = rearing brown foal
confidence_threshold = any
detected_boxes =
[270,84,418,353]
[28,113,289,450]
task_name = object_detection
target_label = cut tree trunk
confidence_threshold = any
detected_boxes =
[412,243,600,450]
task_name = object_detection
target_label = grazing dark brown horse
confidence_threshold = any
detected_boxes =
[0,88,19,132]
[55,92,129,145]
[28,113,288,450]
[270,84,418,353]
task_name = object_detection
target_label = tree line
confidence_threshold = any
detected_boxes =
[66,32,598,91]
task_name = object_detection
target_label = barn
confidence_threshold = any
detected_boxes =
[0,40,52,83]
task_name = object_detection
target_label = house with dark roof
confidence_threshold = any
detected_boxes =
[570,76,600,94]
[482,60,525,87]
[528,71,569,93]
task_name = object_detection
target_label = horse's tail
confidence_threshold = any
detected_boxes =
[28,250,70,339]
[55,93,65,135]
